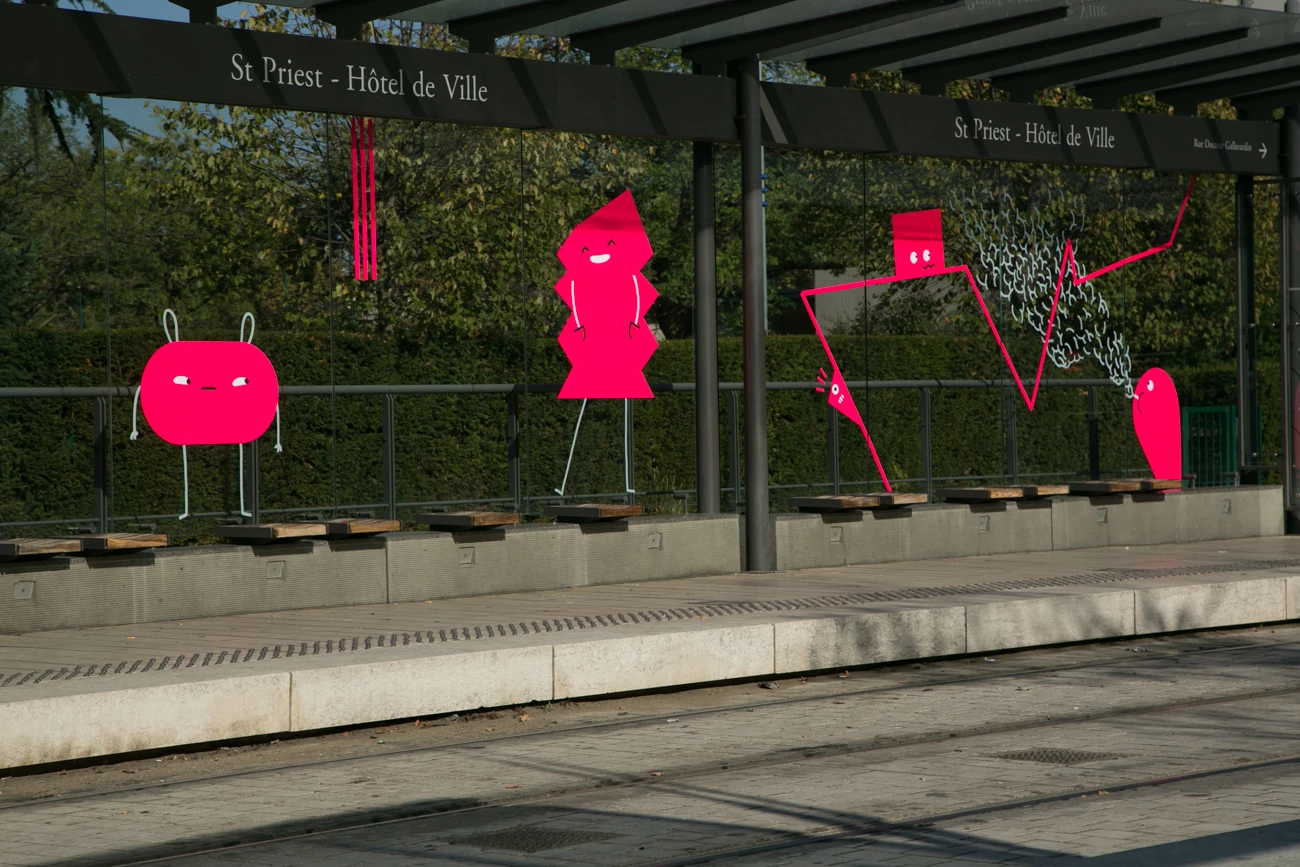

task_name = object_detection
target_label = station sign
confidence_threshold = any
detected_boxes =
[0,3,1282,175]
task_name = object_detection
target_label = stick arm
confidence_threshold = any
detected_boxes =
[274,404,283,453]
[130,385,141,440]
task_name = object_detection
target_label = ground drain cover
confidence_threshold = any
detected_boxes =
[449,825,618,853]
[991,748,1127,765]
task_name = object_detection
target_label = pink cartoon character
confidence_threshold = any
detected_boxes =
[1132,367,1181,483]
[130,310,282,520]
[554,190,659,399]
[551,191,659,497]
[892,209,945,278]
[803,179,1197,493]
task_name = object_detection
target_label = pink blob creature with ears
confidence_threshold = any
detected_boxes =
[1132,367,1182,482]
[131,310,282,520]
[554,190,659,399]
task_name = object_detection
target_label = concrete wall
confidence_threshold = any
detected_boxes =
[772,486,1284,572]
[386,514,741,603]
[0,514,742,634]
[0,488,1283,634]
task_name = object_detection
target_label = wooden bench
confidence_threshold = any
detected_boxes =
[80,533,168,553]
[0,537,83,558]
[325,518,400,537]
[1068,479,1182,495]
[416,511,520,531]
[213,522,330,542]
[215,518,401,542]
[937,485,1069,503]
[545,504,644,523]
[789,493,927,513]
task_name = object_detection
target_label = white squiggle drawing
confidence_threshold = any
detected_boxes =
[961,189,1135,399]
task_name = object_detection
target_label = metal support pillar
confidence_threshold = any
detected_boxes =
[507,391,521,512]
[693,135,721,514]
[919,387,933,499]
[92,396,109,533]
[382,393,397,520]
[1284,103,1300,529]
[1087,386,1100,480]
[1284,4,1300,528]
[245,439,260,524]
[827,404,840,496]
[728,390,741,513]
[737,54,770,570]
[1236,173,1260,485]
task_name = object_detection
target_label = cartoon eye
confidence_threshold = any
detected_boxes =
[831,384,840,395]
[1147,379,1154,392]
[607,239,616,246]
[923,248,931,262]
[233,376,249,387]
[172,375,190,385]
[909,251,918,265]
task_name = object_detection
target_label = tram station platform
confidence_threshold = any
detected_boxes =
[2,527,1299,770]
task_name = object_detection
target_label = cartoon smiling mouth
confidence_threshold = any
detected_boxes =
[589,253,611,264]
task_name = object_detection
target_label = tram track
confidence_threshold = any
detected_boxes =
[642,752,1300,867]
[9,632,1300,866]
[93,685,1300,867]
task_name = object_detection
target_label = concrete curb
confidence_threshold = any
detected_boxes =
[2,565,1295,769]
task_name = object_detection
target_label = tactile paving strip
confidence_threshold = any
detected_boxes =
[3,557,1297,688]
[990,748,1129,765]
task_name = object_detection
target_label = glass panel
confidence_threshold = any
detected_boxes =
[0,83,1264,528]
[0,90,112,532]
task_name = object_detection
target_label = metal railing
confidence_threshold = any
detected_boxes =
[0,377,1126,530]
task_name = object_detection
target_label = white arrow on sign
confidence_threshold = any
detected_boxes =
[1260,143,1269,158]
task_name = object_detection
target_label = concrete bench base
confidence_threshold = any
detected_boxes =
[771,486,1283,571]
[0,488,1283,634]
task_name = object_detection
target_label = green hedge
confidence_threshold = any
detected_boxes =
[0,328,1277,542]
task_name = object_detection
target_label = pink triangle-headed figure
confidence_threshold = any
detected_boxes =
[554,190,659,399]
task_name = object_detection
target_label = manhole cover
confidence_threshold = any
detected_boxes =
[449,825,618,853]
[990,748,1127,765]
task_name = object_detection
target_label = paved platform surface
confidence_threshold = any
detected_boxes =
[2,536,1299,768]
[1,624,1298,866]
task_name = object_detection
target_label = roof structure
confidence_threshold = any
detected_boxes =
[248,0,1300,116]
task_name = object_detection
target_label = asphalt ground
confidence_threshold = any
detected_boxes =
[2,622,1299,865]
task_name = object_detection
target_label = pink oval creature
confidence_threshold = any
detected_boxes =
[131,310,281,520]
[140,341,279,446]
[1132,367,1181,482]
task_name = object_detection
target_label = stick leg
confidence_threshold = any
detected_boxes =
[624,398,635,495]
[554,398,587,498]
[179,446,190,521]
[239,443,251,518]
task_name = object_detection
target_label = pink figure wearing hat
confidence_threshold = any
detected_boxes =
[550,191,659,498]
[554,190,659,399]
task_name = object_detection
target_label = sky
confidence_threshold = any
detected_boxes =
[93,0,245,135]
